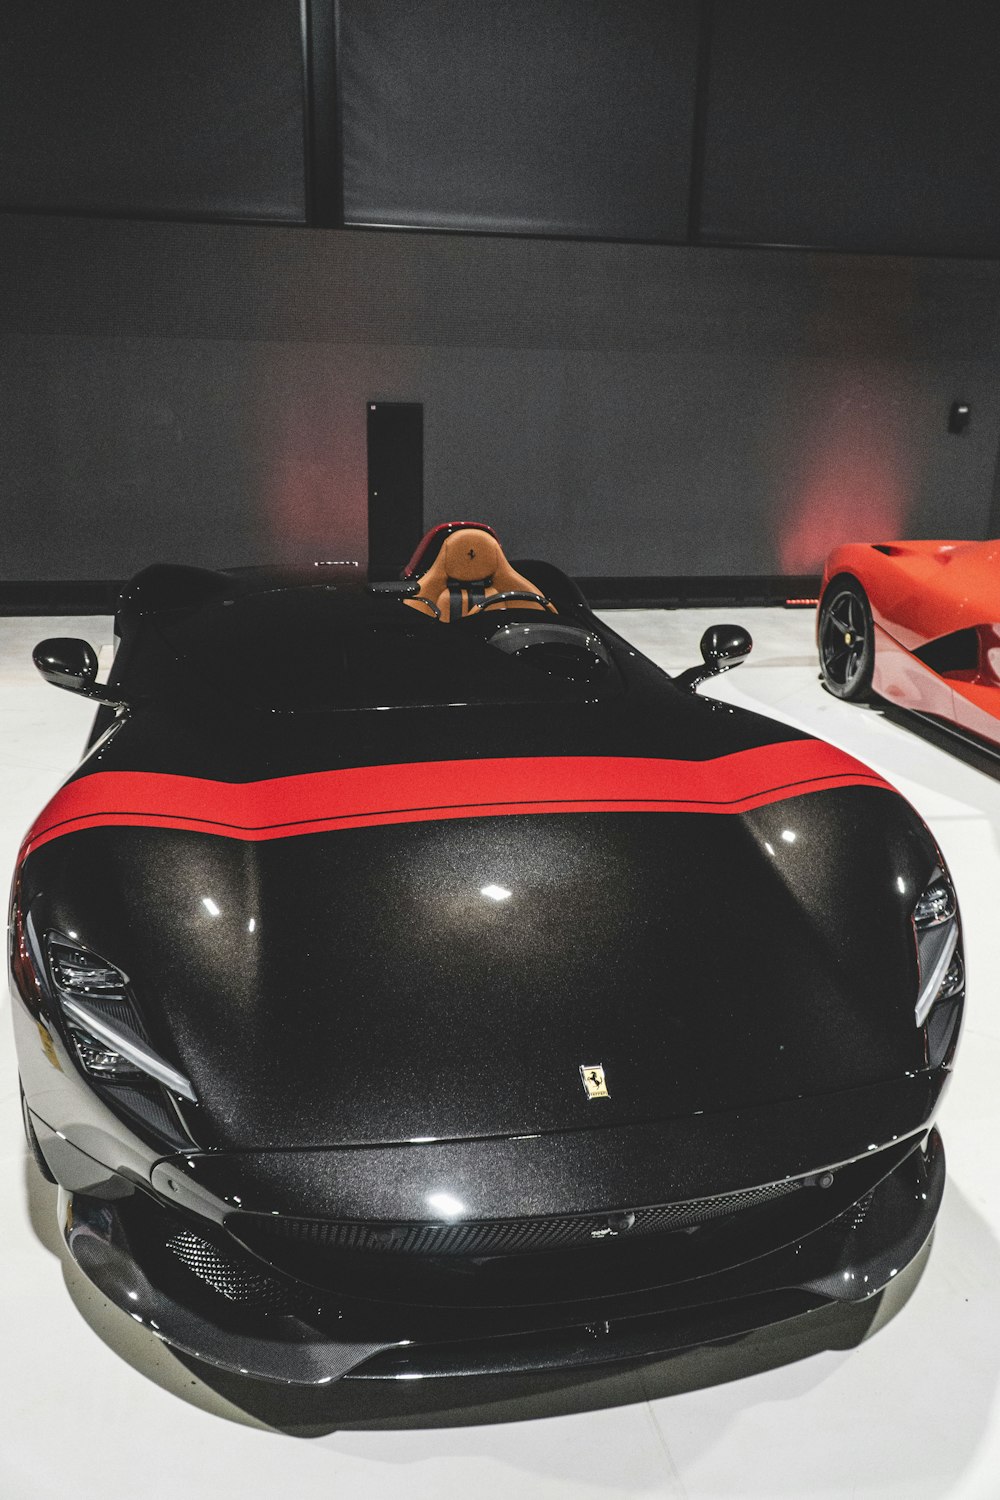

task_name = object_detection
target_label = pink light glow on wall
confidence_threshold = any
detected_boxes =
[258,377,367,566]
[774,378,915,573]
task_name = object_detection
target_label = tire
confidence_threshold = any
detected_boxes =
[20,1080,56,1183]
[818,576,876,702]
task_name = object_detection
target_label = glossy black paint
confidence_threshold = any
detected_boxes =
[32,637,126,708]
[675,622,753,690]
[32,636,99,694]
[10,558,964,1383]
[701,622,753,665]
[58,1131,944,1384]
[27,790,933,1154]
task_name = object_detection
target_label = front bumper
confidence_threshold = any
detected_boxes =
[60,1129,945,1385]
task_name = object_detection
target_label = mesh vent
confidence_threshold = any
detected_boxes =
[166,1228,308,1312]
[233,1180,801,1260]
[102,1082,188,1148]
[75,994,149,1036]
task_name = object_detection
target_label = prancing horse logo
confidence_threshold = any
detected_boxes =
[580,1064,609,1100]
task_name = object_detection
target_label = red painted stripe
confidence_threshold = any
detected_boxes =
[19,743,891,858]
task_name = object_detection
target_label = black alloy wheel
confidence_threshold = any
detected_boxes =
[818,577,875,701]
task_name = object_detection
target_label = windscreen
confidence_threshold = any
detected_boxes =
[157,588,622,712]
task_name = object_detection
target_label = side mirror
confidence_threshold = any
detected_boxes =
[676,624,753,691]
[700,624,753,671]
[33,638,127,707]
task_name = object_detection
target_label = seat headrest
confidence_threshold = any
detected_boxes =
[440,529,500,582]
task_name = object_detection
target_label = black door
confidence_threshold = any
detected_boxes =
[367,402,424,577]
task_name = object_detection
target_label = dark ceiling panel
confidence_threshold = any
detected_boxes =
[340,0,701,241]
[0,1,306,222]
[700,1,1000,256]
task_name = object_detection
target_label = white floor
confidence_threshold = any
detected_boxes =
[3,608,1000,1499]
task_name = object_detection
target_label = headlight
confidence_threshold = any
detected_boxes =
[913,874,962,1027]
[44,931,196,1101]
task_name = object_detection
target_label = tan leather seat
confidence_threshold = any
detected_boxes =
[404,528,556,622]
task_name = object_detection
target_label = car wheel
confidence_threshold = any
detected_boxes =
[20,1079,56,1183]
[818,577,875,701]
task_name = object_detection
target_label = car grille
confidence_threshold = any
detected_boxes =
[230,1180,802,1260]
[165,1228,311,1312]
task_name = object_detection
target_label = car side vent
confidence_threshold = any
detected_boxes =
[913,628,979,675]
[103,1084,189,1149]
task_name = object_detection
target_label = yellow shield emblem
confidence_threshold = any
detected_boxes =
[580,1063,609,1100]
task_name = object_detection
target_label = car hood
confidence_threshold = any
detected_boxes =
[29,765,935,1151]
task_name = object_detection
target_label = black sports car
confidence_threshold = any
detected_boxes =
[10,523,963,1385]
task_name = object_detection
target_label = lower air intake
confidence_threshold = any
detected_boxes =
[232,1180,801,1260]
[165,1229,309,1312]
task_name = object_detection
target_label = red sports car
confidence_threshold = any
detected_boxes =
[818,539,1000,747]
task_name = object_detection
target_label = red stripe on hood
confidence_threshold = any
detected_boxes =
[19,741,892,857]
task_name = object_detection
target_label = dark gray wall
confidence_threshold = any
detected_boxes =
[2,215,999,581]
[6,2,1000,257]
[0,2,307,222]
[701,1,1000,257]
[340,0,700,240]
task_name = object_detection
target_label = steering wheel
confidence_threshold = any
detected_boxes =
[467,591,556,615]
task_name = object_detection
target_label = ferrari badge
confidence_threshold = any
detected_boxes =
[580,1064,609,1100]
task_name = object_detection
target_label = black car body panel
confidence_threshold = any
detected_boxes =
[23,789,932,1152]
[10,550,964,1383]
